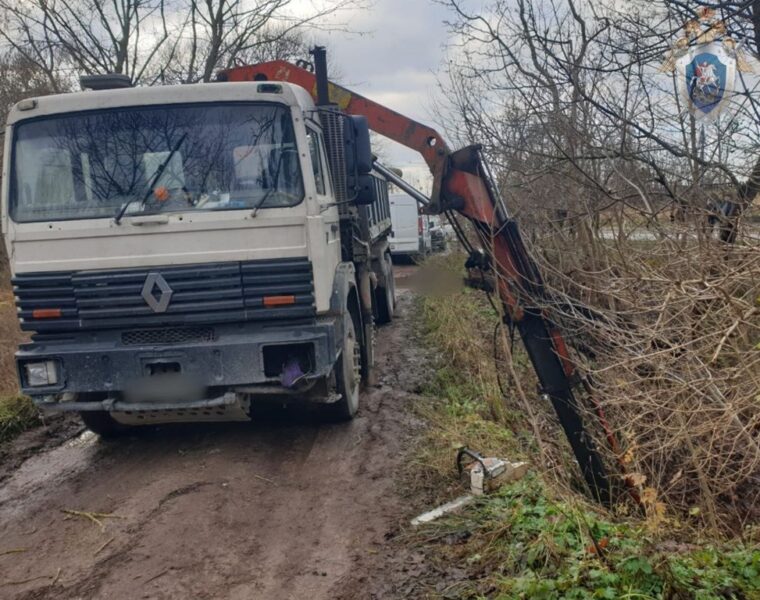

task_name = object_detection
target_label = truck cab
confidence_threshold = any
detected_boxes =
[1,77,395,434]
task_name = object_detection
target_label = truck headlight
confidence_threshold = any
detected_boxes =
[24,360,60,387]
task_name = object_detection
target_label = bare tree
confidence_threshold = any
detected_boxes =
[441,0,760,241]
[0,0,174,87]
[158,15,316,84]
[0,48,66,112]
[0,0,363,87]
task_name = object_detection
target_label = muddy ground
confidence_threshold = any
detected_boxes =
[0,269,455,600]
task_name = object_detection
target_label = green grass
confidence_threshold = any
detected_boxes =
[430,476,760,600]
[413,256,760,600]
[0,394,39,443]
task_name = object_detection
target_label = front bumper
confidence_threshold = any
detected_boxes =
[18,318,340,411]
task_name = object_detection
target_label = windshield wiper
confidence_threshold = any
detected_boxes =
[249,150,286,218]
[114,133,187,225]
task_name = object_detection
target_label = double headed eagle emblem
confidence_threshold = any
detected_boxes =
[661,8,757,75]
[661,8,758,120]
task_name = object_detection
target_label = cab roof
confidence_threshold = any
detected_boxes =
[6,81,316,125]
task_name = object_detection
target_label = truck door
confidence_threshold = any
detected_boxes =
[306,125,341,275]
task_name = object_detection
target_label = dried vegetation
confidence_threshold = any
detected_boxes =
[531,224,760,532]
[413,253,760,598]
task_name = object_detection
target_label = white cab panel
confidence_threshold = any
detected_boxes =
[8,211,308,273]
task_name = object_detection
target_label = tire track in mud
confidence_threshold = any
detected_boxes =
[0,286,431,600]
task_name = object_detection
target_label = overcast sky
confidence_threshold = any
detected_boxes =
[313,0,452,173]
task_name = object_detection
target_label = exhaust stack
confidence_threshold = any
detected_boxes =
[311,46,330,106]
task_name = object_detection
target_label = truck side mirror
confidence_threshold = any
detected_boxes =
[343,115,376,204]
[344,115,372,176]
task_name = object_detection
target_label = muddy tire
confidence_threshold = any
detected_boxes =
[374,253,395,325]
[324,309,361,421]
[79,411,130,438]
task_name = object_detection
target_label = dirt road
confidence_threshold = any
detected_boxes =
[0,280,434,599]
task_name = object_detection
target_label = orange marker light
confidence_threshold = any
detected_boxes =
[32,308,62,319]
[263,295,296,308]
[154,186,170,202]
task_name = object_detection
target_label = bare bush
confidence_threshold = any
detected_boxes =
[530,225,760,529]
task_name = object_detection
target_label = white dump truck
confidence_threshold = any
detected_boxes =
[1,49,395,435]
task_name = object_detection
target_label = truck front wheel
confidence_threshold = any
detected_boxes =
[325,309,361,421]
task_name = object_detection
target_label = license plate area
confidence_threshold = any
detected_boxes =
[145,361,182,376]
[124,356,203,404]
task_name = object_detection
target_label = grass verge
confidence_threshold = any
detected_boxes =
[424,476,760,599]
[0,394,39,444]
[412,255,760,599]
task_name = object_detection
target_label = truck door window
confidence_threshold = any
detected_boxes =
[317,132,331,197]
[306,128,326,196]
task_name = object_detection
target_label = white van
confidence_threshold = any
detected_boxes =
[389,193,430,258]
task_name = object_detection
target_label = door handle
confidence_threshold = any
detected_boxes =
[127,215,170,226]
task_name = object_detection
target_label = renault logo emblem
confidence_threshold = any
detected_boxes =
[141,272,173,313]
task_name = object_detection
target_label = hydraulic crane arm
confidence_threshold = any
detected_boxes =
[218,58,452,211]
[219,53,613,504]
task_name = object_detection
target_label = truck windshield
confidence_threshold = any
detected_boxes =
[10,103,304,223]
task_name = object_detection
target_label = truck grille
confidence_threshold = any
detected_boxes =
[13,258,315,333]
[320,109,348,203]
[121,327,216,346]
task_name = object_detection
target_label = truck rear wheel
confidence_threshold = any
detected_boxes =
[324,309,361,421]
[79,410,130,438]
[374,253,395,324]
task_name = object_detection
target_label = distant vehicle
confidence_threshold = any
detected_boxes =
[389,192,430,258]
